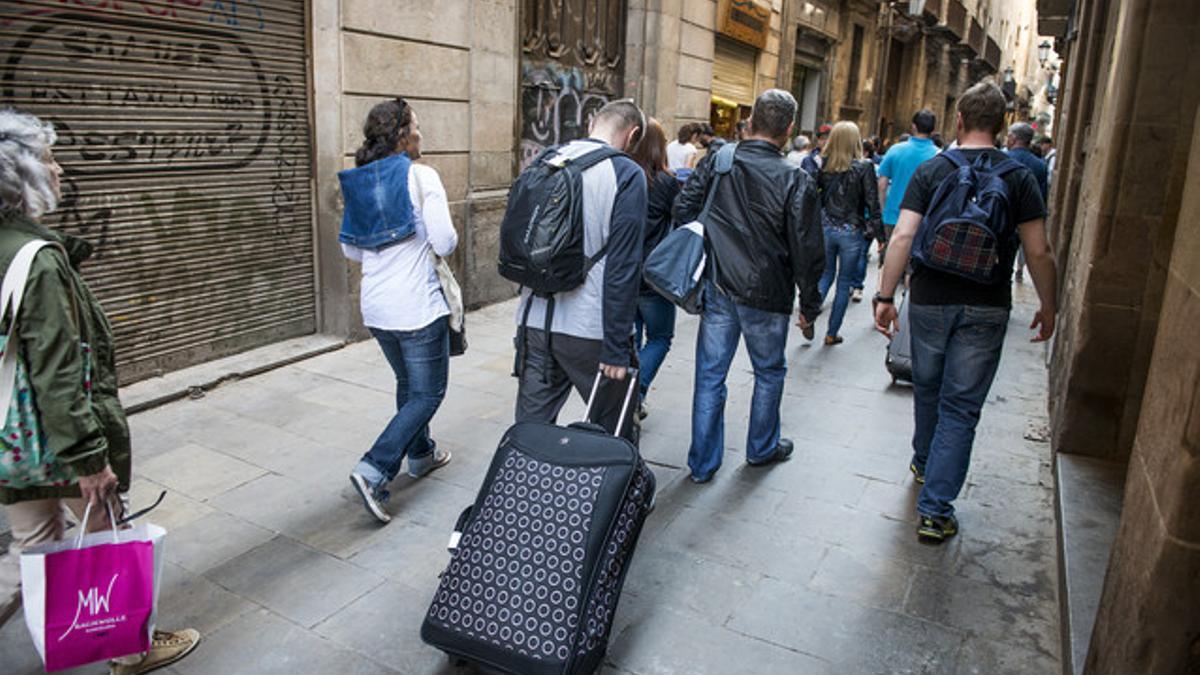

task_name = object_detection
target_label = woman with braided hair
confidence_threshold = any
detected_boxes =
[340,98,458,524]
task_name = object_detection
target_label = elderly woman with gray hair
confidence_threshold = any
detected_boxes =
[0,109,199,674]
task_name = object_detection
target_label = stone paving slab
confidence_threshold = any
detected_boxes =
[0,264,1060,674]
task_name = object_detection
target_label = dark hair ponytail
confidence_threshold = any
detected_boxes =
[355,98,414,167]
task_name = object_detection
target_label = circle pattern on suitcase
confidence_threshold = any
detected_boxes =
[428,451,602,662]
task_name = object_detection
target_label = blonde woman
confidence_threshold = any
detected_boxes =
[816,121,882,344]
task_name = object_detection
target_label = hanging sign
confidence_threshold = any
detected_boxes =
[718,0,772,50]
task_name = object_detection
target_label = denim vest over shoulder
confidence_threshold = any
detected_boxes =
[0,212,131,504]
[338,153,416,250]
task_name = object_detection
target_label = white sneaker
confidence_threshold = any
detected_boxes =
[408,447,452,479]
[851,288,864,303]
[350,473,391,524]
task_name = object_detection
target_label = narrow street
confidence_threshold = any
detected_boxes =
[0,264,1060,675]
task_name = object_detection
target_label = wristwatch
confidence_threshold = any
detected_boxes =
[872,293,894,305]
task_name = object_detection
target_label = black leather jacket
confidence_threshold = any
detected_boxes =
[674,140,825,320]
[816,159,884,241]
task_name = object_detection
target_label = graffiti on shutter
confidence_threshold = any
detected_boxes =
[0,0,314,381]
[519,0,626,169]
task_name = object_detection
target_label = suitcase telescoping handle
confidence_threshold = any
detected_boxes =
[582,366,640,438]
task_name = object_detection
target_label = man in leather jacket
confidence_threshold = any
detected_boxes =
[672,89,825,483]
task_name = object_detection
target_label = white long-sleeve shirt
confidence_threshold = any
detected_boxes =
[341,163,458,332]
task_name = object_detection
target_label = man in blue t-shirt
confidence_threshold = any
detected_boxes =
[878,110,940,264]
[1006,122,1049,281]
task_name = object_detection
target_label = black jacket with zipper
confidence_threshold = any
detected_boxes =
[816,158,884,242]
[673,139,824,320]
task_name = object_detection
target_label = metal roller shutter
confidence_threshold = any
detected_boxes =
[712,36,758,107]
[0,0,315,382]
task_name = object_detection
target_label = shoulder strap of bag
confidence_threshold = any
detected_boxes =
[941,148,968,169]
[413,166,466,332]
[564,144,623,173]
[0,240,61,414]
[698,142,738,223]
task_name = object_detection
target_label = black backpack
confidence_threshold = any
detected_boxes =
[498,144,623,294]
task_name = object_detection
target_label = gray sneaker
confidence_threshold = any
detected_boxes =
[408,446,452,479]
[350,472,391,524]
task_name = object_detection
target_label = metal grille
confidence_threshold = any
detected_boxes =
[713,36,757,107]
[0,0,315,382]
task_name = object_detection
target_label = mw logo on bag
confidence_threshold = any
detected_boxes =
[59,573,124,641]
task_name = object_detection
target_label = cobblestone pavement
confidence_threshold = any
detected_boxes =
[0,264,1060,674]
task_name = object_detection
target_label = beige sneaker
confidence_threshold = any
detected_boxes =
[110,628,201,675]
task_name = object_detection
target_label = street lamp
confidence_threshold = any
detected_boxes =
[1038,40,1052,66]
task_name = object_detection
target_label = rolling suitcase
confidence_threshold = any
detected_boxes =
[885,290,913,383]
[421,371,656,675]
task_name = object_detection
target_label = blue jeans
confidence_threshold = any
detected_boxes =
[635,293,677,400]
[909,304,1009,518]
[817,226,868,337]
[851,238,870,290]
[688,282,790,479]
[357,317,449,487]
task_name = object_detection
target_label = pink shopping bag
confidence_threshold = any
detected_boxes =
[20,502,165,672]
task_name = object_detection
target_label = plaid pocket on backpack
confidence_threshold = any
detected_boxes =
[928,221,1000,279]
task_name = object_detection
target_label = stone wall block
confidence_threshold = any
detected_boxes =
[342,97,470,155]
[342,0,471,47]
[1128,279,1200,542]
[759,52,779,82]
[473,0,517,55]
[421,154,470,202]
[681,0,715,29]
[680,21,715,60]
[1113,124,1175,218]
[342,34,470,99]
[678,54,714,90]
[467,197,519,307]
[470,152,516,192]
[676,85,714,121]
[473,51,518,105]
[445,200,470,281]
[1086,455,1200,675]
[1064,303,1138,398]
[471,102,517,153]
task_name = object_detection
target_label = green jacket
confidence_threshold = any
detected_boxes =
[0,211,131,504]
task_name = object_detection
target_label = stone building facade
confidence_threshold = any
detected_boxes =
[0,0,1044,384]
[1039,0,1200,672]
[772,0,1041,145]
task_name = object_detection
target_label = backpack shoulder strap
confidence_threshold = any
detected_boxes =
[531,145,560,167]
[562,143,623,173]
[713,142,737,174]
[987,157,1024,178]
[941,148,968,169]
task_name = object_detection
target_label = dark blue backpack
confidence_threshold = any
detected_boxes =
[912,149,1023,284]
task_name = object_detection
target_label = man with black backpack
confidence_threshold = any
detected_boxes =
[500,99,647,442]
[873,81,1058,544]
